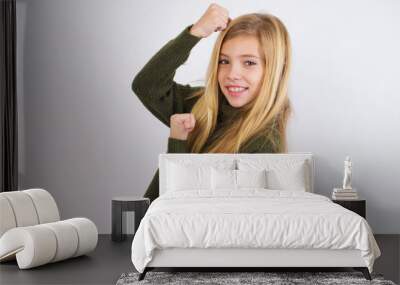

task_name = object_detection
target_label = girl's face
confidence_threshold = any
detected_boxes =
[217,35,265,108]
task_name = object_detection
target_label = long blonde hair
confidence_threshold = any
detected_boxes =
[187,13,292,153]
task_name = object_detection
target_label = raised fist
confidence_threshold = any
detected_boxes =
[169,113,196,140]
[189,3,230,38]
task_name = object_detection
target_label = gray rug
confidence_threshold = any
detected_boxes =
[116,271,397,285]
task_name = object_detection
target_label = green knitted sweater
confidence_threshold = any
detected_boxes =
[131,24,280,202]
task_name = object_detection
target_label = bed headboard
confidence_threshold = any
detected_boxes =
[159,153,314,195]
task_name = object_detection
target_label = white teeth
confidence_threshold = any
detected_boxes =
[228,87,247,92]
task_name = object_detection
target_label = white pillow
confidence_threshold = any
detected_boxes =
[238,159,308,191]
[211,168,236,190]
[236,169,268,188]
[267,164,306,191]
[166,161,211,191]
[211,168,268,190]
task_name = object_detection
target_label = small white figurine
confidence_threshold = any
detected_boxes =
[342,156,352,190]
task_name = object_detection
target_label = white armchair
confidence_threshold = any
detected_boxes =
[0,188,98,269]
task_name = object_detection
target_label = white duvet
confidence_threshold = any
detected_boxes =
[131,189,381,273]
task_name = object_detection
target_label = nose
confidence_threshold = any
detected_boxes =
[226,62,242,81]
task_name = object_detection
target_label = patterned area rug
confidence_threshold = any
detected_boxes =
[116,271,397,285]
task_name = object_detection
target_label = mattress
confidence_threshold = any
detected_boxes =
[131,189,381,273]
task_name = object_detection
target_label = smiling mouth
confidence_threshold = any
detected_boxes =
[226,86,249,97]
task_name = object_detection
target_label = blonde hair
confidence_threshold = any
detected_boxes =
[187,13,292,153]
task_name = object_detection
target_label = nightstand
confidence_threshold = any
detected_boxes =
[111,196,150,242]
[332,199,366,219]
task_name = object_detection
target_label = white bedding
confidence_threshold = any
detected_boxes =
[131,189,381,273]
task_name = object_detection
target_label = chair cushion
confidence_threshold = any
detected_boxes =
[0,189,60,238]
[0,196,16,237]
[24,189,60,223]
[0,218,98,269]
[0,191,40,228]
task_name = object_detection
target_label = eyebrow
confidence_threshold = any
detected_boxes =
[219,53,261,59]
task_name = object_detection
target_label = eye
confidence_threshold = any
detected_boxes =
[218,59,228,64]
[245,60,257,66]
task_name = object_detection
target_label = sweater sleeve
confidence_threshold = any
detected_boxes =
[131,24,203,127]
[167,137,189,153]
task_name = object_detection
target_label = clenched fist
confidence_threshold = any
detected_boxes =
[170,113,196,140]
[189,3,230,38]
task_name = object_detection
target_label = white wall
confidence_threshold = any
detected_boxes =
[16,0,400,233]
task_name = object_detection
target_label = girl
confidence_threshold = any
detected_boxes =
[132,4,292,202]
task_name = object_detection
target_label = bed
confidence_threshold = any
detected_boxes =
[131,153,381,281]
